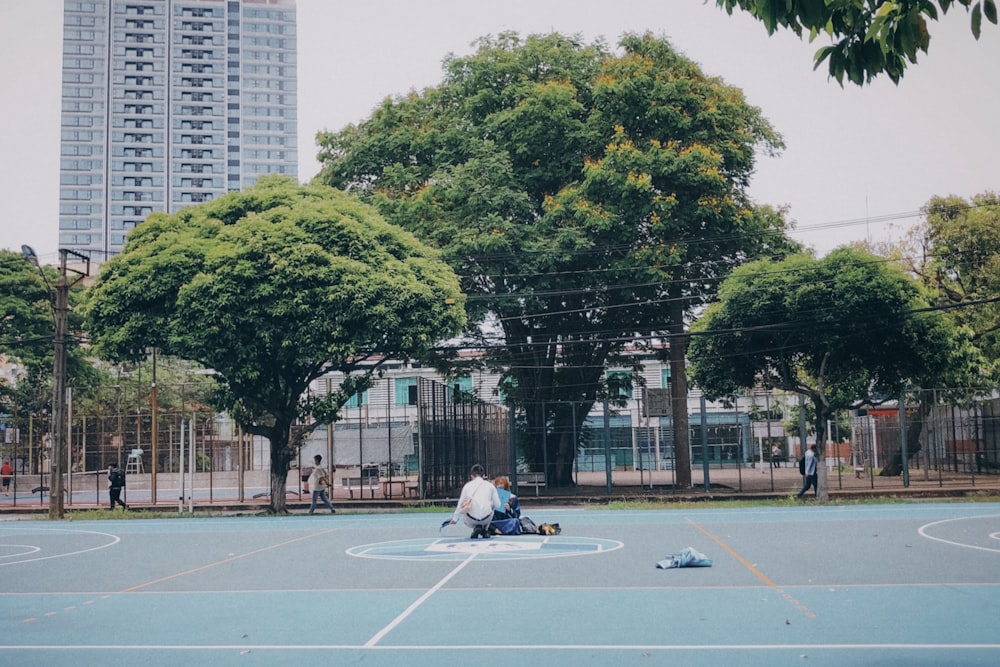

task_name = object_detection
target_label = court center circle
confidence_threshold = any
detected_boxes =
[347,535,623,561]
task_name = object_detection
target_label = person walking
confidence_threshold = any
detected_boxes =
[447,464,501,539]
[771,444,782,469]
[307,454,336,514]
[108,463,127,510]
[796,444,818,498]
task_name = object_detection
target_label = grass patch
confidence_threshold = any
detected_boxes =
[62,509,201,521]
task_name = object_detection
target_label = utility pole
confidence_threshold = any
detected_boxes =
[22,247,89,519]
[49,255,68,518]
[150,347,157,506]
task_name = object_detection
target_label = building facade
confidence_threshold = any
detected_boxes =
[305,351,796,474]
[59,0,298,261]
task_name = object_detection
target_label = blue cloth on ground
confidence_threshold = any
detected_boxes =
[491,517,521,535]
[656,547,712,569]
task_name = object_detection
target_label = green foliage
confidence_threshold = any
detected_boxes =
[689,246,982,431]
[0,250,106,422]
[920,192,1000,382]
[316,32,799,483]
[715,0,998,85]
[0,250,56,374]
[783,401,851,439]
[84,177,465,511]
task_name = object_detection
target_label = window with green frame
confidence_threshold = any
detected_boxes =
[394,377,418,406]
[606,370,633,399]
[345,388,369,408]
[660,367,671,388]
[451,376,473,395]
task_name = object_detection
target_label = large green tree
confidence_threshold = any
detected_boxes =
[716,0,998,85]
[317,32,796,487]
[1,250,103,466]
[85,177,465,512]
[689,247,980,499]
[920,192,1000,370]
[855,193,1000,474]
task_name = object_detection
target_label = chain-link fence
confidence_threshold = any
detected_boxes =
[1,385,998,506]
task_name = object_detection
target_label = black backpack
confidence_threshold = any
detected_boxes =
[799,457,806,475]
[111,470,125,487]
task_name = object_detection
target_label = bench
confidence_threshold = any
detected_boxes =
[341,475,379,499]
[518,472,546,496]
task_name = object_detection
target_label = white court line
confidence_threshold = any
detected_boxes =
[918,515,1000,554]
[1,643,999,652]
[0,528,120,566]
[363,551,477,647]
[0,545,42,560]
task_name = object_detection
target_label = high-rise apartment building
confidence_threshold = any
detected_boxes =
[59,0,298,261]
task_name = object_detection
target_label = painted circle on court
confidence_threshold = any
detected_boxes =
[0,526,120,565]
[0,544,42,560]
[347,535,623,561]
[918,515,1000,554]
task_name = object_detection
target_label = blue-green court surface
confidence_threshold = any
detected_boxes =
[1,502,999,666]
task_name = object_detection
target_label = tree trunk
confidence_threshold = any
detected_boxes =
[552,399,596,485]
[879,401,928,476]
[812,398,829,502]
[269,461,289,513]
[555,429,576,485]
[266,423,295,514]
[669,299,691,488]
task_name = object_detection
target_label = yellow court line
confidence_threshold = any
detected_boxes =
[120,528,338,593]
[688,519,816,618]
[687,519,777,587]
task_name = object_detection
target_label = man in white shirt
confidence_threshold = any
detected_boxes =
[307,454,336,514]
[448,464,501,539]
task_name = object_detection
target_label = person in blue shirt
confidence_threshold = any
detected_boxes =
[492,475,520,520]
[796,445,818,498]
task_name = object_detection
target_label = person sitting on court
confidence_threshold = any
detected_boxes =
[492,475,521,520]
[447,464,501,539]
[489,475,522,535]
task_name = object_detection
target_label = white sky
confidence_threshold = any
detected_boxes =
[2,0,998,266]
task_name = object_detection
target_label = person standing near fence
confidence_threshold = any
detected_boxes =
[108,463,127,510]
[1,459,12,495]
[307,454,336,514]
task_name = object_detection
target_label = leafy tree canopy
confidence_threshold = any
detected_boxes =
[84,177,465,511]
[689,246,982,495]
[691,247,979,405]
[920,192,1000,377]
[317,32,798,485]
[715,0,998,85]
[1,250,104,423]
